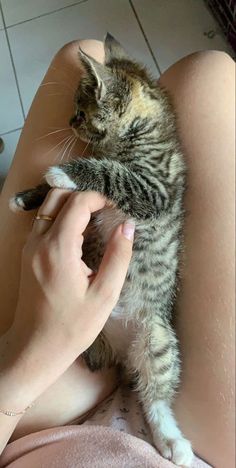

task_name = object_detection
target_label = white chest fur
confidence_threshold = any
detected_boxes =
[94,205,127,243]
[103,313,136,358]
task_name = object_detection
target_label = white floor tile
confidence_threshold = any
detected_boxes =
[133,0,231,72]
[8,0,158,115]
[0,129,21,184]
[1,0,86,27]
[0,31,24,134]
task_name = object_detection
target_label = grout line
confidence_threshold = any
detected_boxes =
[4,0,88,29]
[0,0,3,30]
[129,0,162,76]
[0,3,26,120]
[0,127,22,137]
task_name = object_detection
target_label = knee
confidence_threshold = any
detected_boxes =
[161,49,234,100]
[189,49,233,65]
[54,39,104,64]
[160,50,234,93]
[182,50,234,78]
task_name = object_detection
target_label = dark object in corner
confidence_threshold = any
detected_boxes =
[0,138,4,153]
[205,0,236,54]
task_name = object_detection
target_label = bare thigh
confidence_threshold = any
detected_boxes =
[0,39,234,467]
[0,39,117,440]
[160,51,235,468]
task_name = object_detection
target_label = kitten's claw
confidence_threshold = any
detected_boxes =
[154,436,193,467]
[45,167,77,190]
[9,195,25,212]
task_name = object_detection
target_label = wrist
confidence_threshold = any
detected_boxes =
[0,329,38,412]
[0,324,78,412]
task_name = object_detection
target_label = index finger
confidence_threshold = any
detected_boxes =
[50,191,106,241]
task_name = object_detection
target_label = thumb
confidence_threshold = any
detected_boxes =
[90,220,135,312]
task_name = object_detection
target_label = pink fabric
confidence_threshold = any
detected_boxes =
[0,387,212,467]
[0,425,211,468]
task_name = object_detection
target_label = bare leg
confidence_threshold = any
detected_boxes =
[0,37,234,467]
[0,40,118,440]
[160,52,235,468]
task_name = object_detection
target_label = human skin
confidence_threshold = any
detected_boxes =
[0,188,135,454]
[0,41,119,444]
[0,40,234,467]
[159,51,235,468]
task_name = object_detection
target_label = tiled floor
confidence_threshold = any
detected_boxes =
[0,0,231,180]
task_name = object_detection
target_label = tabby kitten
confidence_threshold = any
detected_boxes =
[10,34,193,466]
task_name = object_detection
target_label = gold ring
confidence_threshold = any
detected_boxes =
[34,215,54,221]
[32,214,55,226]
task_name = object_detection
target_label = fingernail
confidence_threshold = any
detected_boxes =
[122,219,135,241]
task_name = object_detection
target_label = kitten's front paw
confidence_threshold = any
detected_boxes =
[171,438,194,467]
[45,166,77,190]
[154,436,194,467]
[9,195,25,212]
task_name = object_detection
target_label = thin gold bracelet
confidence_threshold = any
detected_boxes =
[0,402,34,417]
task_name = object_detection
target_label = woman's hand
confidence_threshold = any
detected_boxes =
[0,189,134,413]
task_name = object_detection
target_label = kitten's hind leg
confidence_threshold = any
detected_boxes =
[128,316,194,467]
[83,332,117,372]
[9,183,50,212]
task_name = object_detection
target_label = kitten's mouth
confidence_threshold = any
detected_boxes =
[69,111,105,144]
[71,124,91,143]
[74,129,90,142]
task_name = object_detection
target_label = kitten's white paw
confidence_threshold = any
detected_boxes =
[9,196,25,212]
[154,436,193,467]
[155,439,172,460]
[171,438,194,467]
[45,167,77,189]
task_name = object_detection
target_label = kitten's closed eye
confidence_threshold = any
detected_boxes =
[94,113,104,122]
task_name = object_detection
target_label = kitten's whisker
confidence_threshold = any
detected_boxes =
[50,66,77,88]
[40,80,75,93]
[44,135,71,157]
[59,136,74,163]
[48,126,71,130]
[55,136,73,163]
[36,128,72,141]
[90,138,95,157]
[81,138,91,157]
[59,136,75,163]
[66,137,77,162]
[45,93,71,97]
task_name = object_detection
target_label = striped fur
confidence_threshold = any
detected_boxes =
[10,34,193,466]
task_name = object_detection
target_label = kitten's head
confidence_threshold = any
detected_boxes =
[70,34,163,154]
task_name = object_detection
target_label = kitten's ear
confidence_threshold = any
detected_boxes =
[104,33,129,64]
[79,47,111,100]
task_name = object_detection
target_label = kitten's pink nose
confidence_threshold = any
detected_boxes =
[69,111,85,128]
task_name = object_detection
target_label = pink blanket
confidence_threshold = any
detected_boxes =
[0,387,212,467]
[0,425,211,468]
